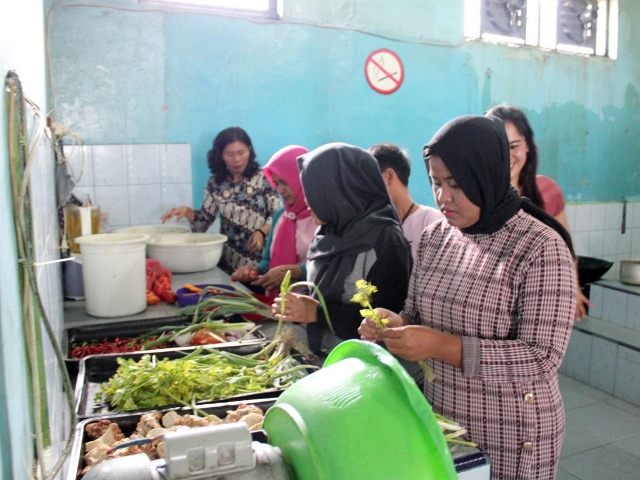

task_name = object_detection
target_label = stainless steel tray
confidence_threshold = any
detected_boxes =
[74,345,311,420]
[64,314,265,384]
[67,397,278,480]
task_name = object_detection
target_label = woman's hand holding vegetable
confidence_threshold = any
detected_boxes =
[230,266,261,283]
[252,265,302,291]
[272,292,319,324]
[358,308,404,341]
[359,308,462,368]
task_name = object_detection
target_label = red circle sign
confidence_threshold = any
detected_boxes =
[364,49,404,95]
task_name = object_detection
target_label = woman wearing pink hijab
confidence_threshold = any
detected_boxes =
[231,145,316,300]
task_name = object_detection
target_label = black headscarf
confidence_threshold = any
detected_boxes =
[298,142,401,300]
[424,115,575,256]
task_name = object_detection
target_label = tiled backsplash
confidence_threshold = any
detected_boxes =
[567,201,640,281]
[64,143,193,230]
[560,282,640,406]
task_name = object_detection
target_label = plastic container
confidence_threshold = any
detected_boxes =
[75,233,149,318]
[175,284,229,307]
[147,233,227,273]
[262,339,457,480]
[64,204,100,254]
[63,256,85,300]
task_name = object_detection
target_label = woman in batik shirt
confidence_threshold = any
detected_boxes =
[162,127,281,273]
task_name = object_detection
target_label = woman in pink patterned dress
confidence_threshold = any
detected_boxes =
[359,115,576,480]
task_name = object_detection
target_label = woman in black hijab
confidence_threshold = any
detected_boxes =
[359,116,576,480]
[274,142,412,356]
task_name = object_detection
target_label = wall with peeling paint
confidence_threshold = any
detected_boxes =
[45,0,640,207]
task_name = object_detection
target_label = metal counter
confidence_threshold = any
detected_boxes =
[64,267,232,327]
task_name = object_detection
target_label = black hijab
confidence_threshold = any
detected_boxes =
[424,115,574,256]
[298,142,401,299]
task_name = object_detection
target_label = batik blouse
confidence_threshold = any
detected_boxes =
[192,170,281,273]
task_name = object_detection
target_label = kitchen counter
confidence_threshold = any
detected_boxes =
[64,266,491,478]
[64,267,233,327]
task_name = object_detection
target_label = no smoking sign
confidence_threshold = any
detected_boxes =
[364,49,404,95]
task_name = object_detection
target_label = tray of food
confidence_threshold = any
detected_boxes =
[74,331,314,420]
[65,314,265,359]
[68,398,277,480]
[64,314,266,382]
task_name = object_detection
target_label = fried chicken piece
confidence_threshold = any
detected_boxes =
[206,414,223,426]
[85,419,120,440]
[225,403,264,422]
[136,411,163,436]
[161,411,181,429]
[173,414,210,428]
[240,412,264,430]
[85,423,123,452]
[83,443,109,467]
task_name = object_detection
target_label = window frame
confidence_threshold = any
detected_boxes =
[139,0,281,20]
[464,0,618,59]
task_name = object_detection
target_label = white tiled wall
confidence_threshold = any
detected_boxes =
[28,117,68,474]
[560,276,640,406]
[562,327,640,407]
[64,143,193,230]
[567,201,640,280]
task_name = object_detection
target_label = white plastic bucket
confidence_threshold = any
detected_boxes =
[75,233,149,318]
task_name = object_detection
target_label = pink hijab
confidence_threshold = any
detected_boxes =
[262,145,310,281]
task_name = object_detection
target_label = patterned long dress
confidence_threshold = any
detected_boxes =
[191,170,281,273]
[405,210,575,480]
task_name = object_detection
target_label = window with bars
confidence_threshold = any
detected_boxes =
[464,0,618,58]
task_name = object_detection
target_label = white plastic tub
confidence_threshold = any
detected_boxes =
[147,233,228,273]
[114,224,189,237]
[75,233,149,318]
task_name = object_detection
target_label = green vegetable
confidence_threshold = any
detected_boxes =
[351,279,435,383]
[178,285,276,323]
[351,279,387,329]
[98,329,315,411]
[276,270,334,337]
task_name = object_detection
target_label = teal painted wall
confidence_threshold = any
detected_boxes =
[45,0,640,210]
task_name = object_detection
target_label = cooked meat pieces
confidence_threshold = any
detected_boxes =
[225,403,264,422]
[81,403,266,474]
[136,412,163,436]
[85,419,122,440]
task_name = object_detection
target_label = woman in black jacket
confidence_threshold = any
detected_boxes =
[273,142,412,357]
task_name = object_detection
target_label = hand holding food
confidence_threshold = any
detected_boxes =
[272,292,319,324]
[250,265,297,290]
[230,266,260,283]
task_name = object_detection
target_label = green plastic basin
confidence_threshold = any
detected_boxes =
[262,339,457,480]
